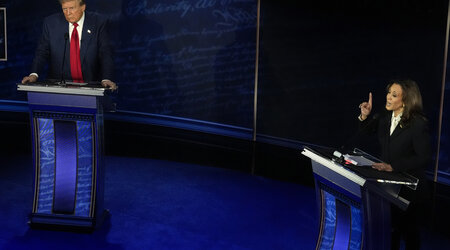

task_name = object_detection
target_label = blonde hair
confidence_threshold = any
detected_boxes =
[59,0,85,6]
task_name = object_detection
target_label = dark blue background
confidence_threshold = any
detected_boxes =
[0,8,5,60]
[0,0,449,183]
[257,1,449,180]
[0,0,256,128]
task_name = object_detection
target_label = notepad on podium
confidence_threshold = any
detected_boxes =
[343,148,418,188]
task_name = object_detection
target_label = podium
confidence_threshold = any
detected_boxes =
[18,82,109,229]
[302,146,417,250]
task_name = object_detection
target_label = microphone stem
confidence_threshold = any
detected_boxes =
[59,33,69,85]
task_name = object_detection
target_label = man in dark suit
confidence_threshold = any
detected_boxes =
[22,0,117,90]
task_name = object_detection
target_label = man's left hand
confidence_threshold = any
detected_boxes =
[101,80,118,91]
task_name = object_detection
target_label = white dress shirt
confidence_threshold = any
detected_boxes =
[390,112,402,135]
[69,12,85,46]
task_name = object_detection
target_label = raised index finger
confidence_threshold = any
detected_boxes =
[368,92,372,107]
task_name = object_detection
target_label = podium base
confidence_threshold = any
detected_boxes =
[28,210,109,231]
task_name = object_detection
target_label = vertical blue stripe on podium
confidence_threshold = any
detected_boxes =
[320,191,336,249]
[53,120,78,214]
[75,120,94,217]
[334,199,351,249]
[350,206,362,249]
[36,118,55,214]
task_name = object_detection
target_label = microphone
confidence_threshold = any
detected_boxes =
[332,150,345,165]
[59,32,69,85]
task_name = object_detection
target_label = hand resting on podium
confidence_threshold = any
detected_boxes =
[100,79,118,91]
[21,74,38,84]
[21,75,118,91]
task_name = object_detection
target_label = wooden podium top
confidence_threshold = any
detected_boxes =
[17,82,107,96]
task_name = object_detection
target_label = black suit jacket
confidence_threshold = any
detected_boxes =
[360,111,432,201]
[31,11,114,82]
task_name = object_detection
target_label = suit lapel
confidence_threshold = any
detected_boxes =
[58,14,72,78]
[390,122,406,139]
[80,13,93,64]
[383,114,391,138]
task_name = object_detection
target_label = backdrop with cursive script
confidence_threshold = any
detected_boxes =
[0,0,257,128]
[1,0,450,182]
[94,0,257,128]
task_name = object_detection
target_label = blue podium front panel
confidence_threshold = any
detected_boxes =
[32,113,96,220]
[316,180,363,250]
[18,86,106,229]
[303,148,396,250]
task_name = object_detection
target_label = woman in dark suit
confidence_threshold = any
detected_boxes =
[358,79,431,250]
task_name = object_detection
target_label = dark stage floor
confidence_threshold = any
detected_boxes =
[0,154,319,250]
[0,112,449,249]
[1,153,450,249]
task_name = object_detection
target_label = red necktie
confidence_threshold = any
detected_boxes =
[70,23,83,83]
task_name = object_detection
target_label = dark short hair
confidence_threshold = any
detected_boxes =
[59,0,85,6]
[386,79,425,125]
